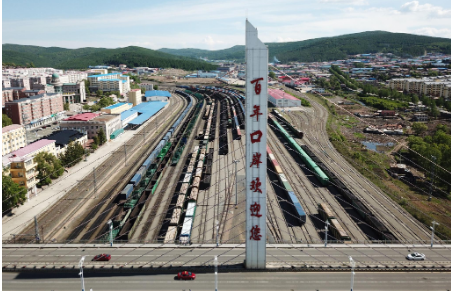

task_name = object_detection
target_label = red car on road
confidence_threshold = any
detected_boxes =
[92,254,111,261]
[177,271,196,280]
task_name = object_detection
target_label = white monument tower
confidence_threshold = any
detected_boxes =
[245,20,268,269]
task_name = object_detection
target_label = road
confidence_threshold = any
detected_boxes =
[3,271,451,291]
[3,245,451,268]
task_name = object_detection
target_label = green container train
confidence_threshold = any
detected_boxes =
[269,115,329,186]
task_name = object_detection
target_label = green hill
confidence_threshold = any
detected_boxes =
[158,31,451,62]
[2,44,217,70]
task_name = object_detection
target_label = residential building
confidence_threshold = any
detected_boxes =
[87,73,130,95]
[4,93,65,127]
[2,124,27,156]
[101,102,133,114]
[413,113,429,121]
[127,89,142,106]
[139,83,153,91]
[4,139,57,197]
[60,113,121,141]
[9,77,30,90]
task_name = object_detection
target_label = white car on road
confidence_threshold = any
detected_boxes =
[406,252,426,261]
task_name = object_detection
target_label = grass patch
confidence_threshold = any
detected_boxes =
[284,90,311,107]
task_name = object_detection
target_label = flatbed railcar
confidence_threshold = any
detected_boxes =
[329,218,351,242]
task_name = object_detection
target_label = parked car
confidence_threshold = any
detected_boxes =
[406,252,425,261]
[92,254,111,261]
[177,271,196,280]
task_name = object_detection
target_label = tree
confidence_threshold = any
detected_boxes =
[96,90,104,97]
[93,135,99,146]
[412,122,428,136]
[2,174,27,212]
[2,114,13,127]
[154,85,159,90]
[141,88,146,94]
[269,71,276,79]
[430,101,440,118]
[97,128,107,145]
[34,152,64,187]
[63,103,70,111]
[60,141,85,167]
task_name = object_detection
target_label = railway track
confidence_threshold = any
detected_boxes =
[18,95,185,243]
[284,87,431,243]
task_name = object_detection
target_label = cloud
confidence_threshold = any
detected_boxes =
[412,27,451,38]
[400,1,451,17]
[319,0,368,5]
[203,36,224,47]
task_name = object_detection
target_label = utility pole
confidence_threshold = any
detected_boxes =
[324,220,330,247]
[34,216,40,243]
[93,167,97,197]
[232,160,239,206]
[79,256,86,291]
[107,219,113,247]
[431,221,439,247]
[216,220,219,247]
[124,144,127,166]
[428,155,436,201]
[349,256,355,291]
[214,256,218,291]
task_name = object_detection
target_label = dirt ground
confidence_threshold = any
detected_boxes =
[144,68,222,84]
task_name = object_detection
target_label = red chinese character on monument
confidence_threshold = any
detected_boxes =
[250,130,263,144]
[250,177,262,193]
[250,78,264,95]
[250,105,263,121]
[250,202,262,217]
[250,152,262,168]
[250,225,262,240]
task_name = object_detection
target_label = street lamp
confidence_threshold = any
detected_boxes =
[214,256,218,291]
[107,219,113,247]
[232,160,239,206]
[79,256,86,291]
[430,221,439,247]
[349,256,355,291]
[324,220,330,247]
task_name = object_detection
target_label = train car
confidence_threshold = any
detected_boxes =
[329,218,351,242]
[119,184,134,200]
[164,226,178,243]
[179,217,194,244]
[236,127,242,140]
[176,193,185,208]
[130,173,142,186]
[185,201,197,217]
[183,173,192,184]
[192,176,201,189]
[195,167,202,178]
[170,208,182,225]
[318,203,336,221]
[189,187,199,201]
[142,157,153,171]
[287,191,306,225]
[180,183,189,196]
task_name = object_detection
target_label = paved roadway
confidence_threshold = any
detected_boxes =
[3,271,451,291]
[3,245,451,268]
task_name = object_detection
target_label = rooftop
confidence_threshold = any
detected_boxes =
[103,102,132,109]
[93,114,120,122]
[2,124,23,134]
[10,139,56,158]
[87,73,120,78]
[44,130,86,147]
[127,101,168,125]
[63,113,100,122]
[268,89,299,101]
[144,90,171,97]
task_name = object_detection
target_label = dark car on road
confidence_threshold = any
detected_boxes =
[177,271,196,280]
[92,254,111,261]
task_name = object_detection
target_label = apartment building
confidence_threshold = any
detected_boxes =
[62,81,86,103]
[389,76,451,98]
[60,113,121,141]
[88,73,130,95]
[127,89,142,106]
[5,139,57,197]
[9,77,31,90]
[4,93,65,127]
[2,124,27,156]
[139,83,153,91]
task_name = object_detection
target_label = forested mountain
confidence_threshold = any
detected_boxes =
[2,44,217,70]
[159,31,451,62]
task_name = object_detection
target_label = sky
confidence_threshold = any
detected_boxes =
[2,0,451,51]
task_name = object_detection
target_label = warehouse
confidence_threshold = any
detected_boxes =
[268,89,302,107]
[101,102,133,114]
[144,90,171,102]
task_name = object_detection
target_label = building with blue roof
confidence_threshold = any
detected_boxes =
[144,90,171,102]
[122,101,168,127]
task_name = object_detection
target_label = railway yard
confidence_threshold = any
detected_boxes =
[10,85,437,246]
